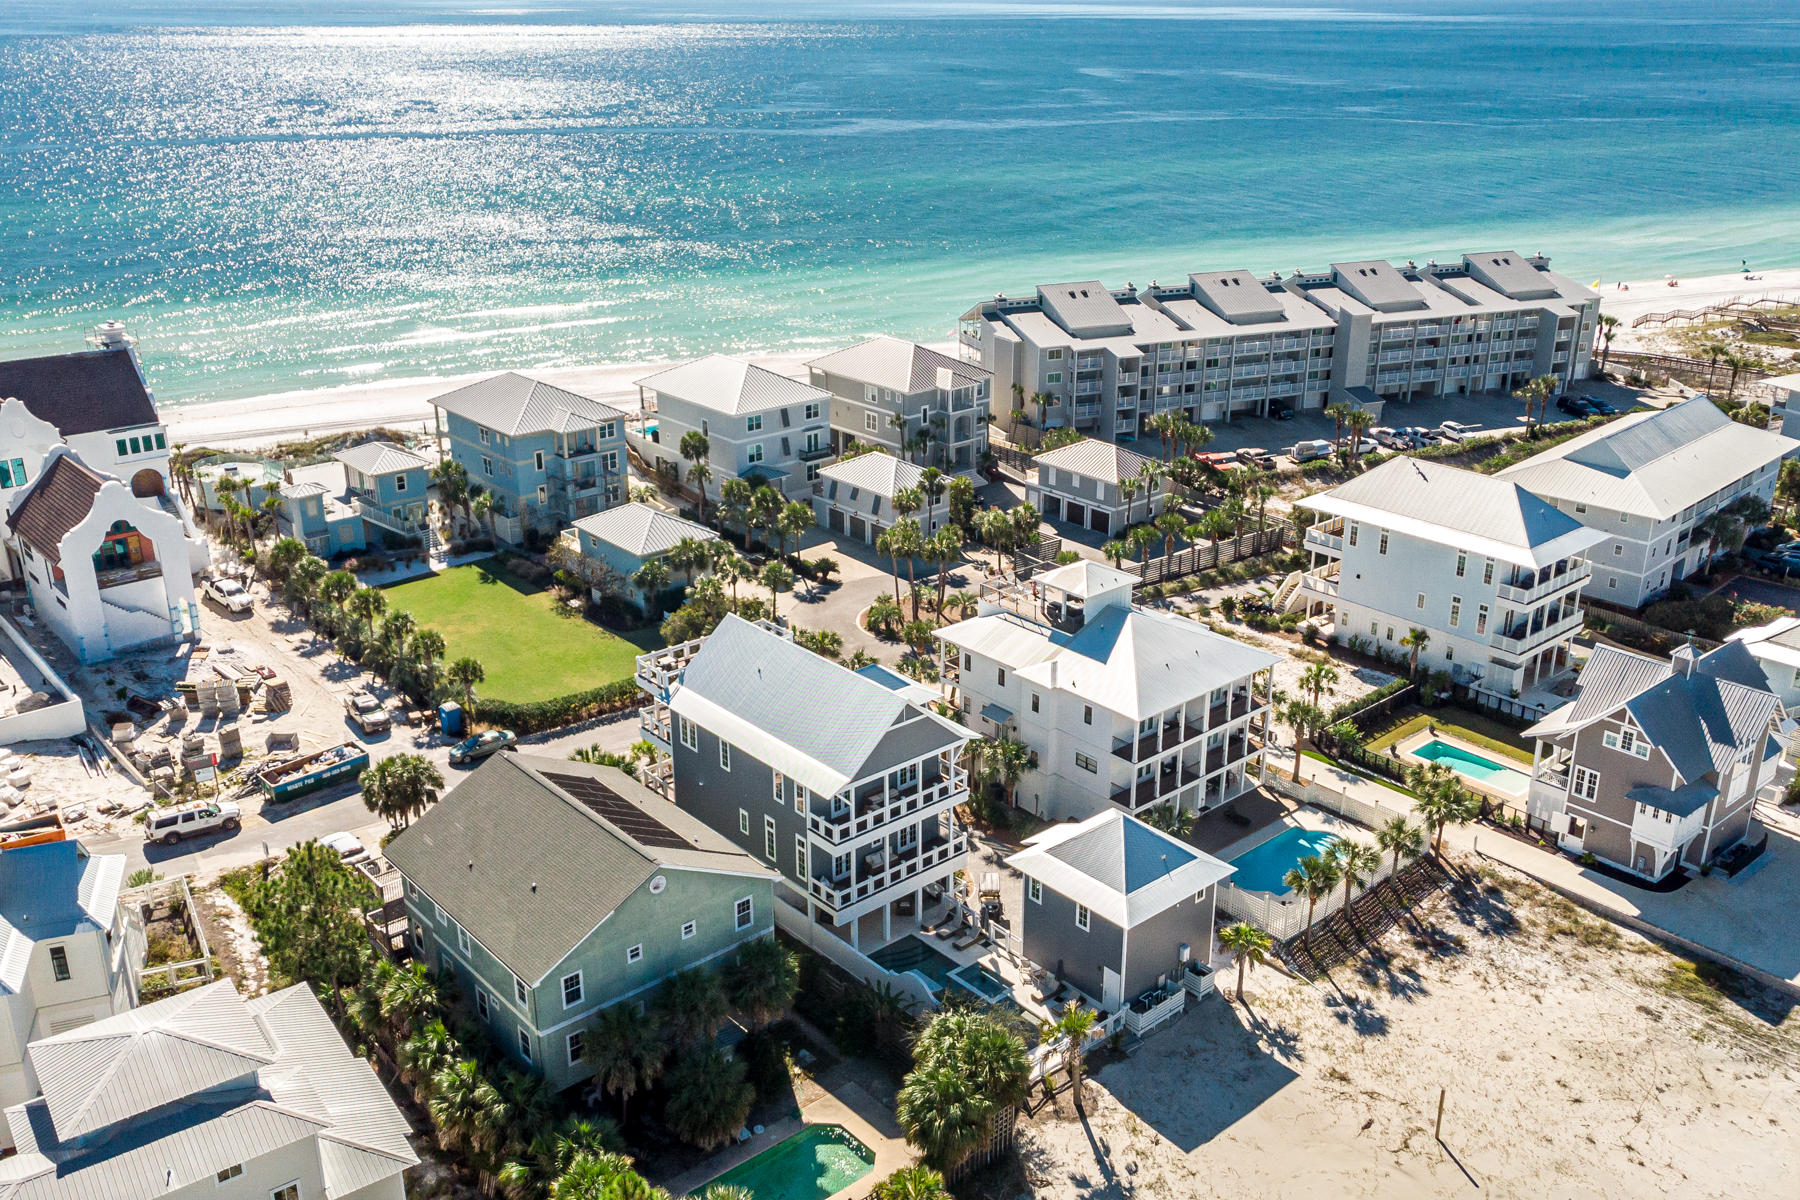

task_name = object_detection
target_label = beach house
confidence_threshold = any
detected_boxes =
[2,979,418,1199]
[332,440,433,546]
[959,252,1598,441]
[1289,456,1605,712]
[384,754,775,1090]
[428,372,628,543]
[1028,438,1170,536]
[1523,642,1782,881]
[937,562,1278,821]
[1497,396,1800,608]
[562,502,720,611]
[1007,809,1233,1012]
[635,615,974,952]
[635,355,833,502]
[0,840,137,1148]
[805,337,992,474]
[811,451,950,544]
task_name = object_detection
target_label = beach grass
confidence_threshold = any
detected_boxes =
[379,556,662,705]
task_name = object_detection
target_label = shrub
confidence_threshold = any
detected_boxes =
[473,678,640,735]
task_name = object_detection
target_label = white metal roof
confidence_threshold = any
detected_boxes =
[1031,560,1139,601]
[637,354,829,416]
[428,371,624,436]
[806,337,989,394]
[0,843,122,994]
[817,451,927,499]
[1008,809,1235,927]
[571,502,719,559]
[332,439,431,478]
[1298,456,1605,569]
[1729,617,1800,673]
[1034,437,1161,485]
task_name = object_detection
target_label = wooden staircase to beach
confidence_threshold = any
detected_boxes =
[1279,857,1454,979]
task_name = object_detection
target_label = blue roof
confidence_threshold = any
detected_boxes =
[1046,812,1201,895]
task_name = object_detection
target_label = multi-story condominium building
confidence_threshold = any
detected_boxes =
[811,451,951,545]
[0,840,137,1148]
[1498,396,1799,608]
[805,337,992,474]
[1028,438,1171,536]
[1290,457,1605,708]
[1524,642,1782,881]
[938,562,1278,821]
[386,754,774,1090]
[1008,810,1233,1011]
[636,615,973,951]
[429,372,627,542]
[959,252,1599,441]
[635,355,834,502]
[3,979,417,1200]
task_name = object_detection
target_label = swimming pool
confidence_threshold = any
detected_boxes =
[950,962,1012,1003]
[868,934,958,989]
[694,1124,875,1200]
[1225,826,1341,894]
[1409,738,1529,797]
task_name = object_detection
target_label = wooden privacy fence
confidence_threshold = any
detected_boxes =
[1119,523,1292,587]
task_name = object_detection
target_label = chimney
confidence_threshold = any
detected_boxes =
[1672,644,1697,677]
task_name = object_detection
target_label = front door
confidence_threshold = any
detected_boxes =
[1101,966,1123,1011]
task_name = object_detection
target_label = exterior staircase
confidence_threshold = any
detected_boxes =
[1273,571,1303,613]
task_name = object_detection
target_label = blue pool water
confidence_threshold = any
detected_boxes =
[1226,826,1342,895]
[868,935,957,989]
[1410,739,1530,796]
[950,962,1013,1003]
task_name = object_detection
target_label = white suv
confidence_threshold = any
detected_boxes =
[145,801,242,845]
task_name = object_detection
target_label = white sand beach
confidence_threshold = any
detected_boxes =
[160,266,1800,453]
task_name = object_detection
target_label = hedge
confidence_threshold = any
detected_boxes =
[472,677,641,734]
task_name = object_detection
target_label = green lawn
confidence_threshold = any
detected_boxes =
[379,557,663,705]
[1369,711,1534,764]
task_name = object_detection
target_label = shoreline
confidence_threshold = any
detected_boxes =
[163,267,1800,453]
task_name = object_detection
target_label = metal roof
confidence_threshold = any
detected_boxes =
[1463,251,1559,301]
[1186,270,1286,325]
[1036,282,1133,337]
[1298,456,1605,569]
[385,753,769,984]
[571,502,719,559]
[1728,616,1800,673]
[1331,260,1428,313]
[637,354,829,416]
[1034,437,1161,486]
[0,843,122,994]
[806,337,989,394]
[817,451,926,499]
[1031,560,1138,601]
[332,440,431,478]
[667,615,970,798]
[1497,397,1799,519]
[1007,810,1234,927]
[428,371,624,437]
[1625,782,1717,819]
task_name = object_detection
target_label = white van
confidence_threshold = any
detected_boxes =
[1289,439,1334,463]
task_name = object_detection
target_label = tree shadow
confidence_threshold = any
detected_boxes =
[1440,876,1520,939]
[1355,946,1429,1003]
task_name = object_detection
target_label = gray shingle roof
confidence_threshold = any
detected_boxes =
[1625,781,1716,819]
[667,615,971,798]
[384,754,768,984]
[1300,456,1605,568]
[806,337,989,394]
[1007,810,1234,927]
[0,842,123,993]
[0,348,158,438]
[332,440,431,478]
[637,355,828,416]
[428,372,624,437]
[571,503,719,559]
[1034,437,1161,486]
[1497,397,1799,519]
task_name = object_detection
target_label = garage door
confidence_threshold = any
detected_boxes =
[828,509,845,534]
[1065,501,1086,527]
[850,516,866,541]
[1090,507,1111,534]
[1042,496,1062,519]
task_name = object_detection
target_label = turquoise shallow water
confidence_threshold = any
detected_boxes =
[1411,738,1530,795]
[1227,826,1341,894]
[3,0,1798,402]
[700,1124,875,1200]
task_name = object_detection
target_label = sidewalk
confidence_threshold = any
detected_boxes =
[1268,745,1800,992]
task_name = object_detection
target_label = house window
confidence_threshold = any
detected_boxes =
[764,816,777,861]
[1075,752,1097,773]
[719,741,732,771]
[1046,372,1062,384]
[394,473,407,493]
[805,402,821,420]
[747,414,763,432]
[736,896,754,930]
[679,717,698,751]
[476,989,490,1020]
[116,438,129,456]
[1575,502,1587,513]
[997,667,1006,686]
[1416,592,1426,610]
[1455,551,1466,577]
[739,808,749,834]
[536,484,548,504]
[271,1185,301,1200]
[773,770,784,804]
[627,943,643,964]
[481,456,494,477]
[533,450,546,471]
[1028,878,1042,904]
[567,1031,585,1066]
[1604,728,1653,760]
[0,458,27,488]
[49,945,70,982]
[796,834,807,875]
[747,443,764,464]
[1347,522,1358,547]
[795,784,807,815]
[455,923,470,954]
[601,450,619,473]
[1483,559,1495,585]
[1449,597,1462,627]
[865,411,880,432]
[1083,705,1093,725]
[514,974,528,1005]
[1075,904,1090,932]
[1378,531,1389,556]
[681,920,697,940]
[1476,605,1488,635]
[130,436,143,454]
[155,432,167,449]
[561,971,583,1008]
[1571,765,1600,801]
[479,427,491,444]
[1031,693,1040,714]
[1047,348,1063,360]
[518,1028,533,1062]
[217,1164,244,1182]
[1613,543,1623,557]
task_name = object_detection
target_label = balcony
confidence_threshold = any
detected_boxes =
[797,444,834,462]
[1497,560,1590,606]
[640,703,672,750]
[1304,519,1346,554]
[1490,608,1585,656]
[1274,336,1309,352]
[809,769,968,844]
[1234,340,1271,356]
[1112,721,1204,762]
[807,829,969,910]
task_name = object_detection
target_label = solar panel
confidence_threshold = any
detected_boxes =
[542,772,692,850]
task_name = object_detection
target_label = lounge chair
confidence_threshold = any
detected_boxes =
[952,928,984,952]
[1032,979,1067,1006]
[933,916,966,941]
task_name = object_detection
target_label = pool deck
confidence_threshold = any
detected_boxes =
[1394,728,1530,800]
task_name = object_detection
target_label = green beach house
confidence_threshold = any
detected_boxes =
[385,753,776,1092]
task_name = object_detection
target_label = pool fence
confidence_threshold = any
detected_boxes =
[772,897,938,1012]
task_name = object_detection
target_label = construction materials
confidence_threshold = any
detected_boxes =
[256,740,369,802]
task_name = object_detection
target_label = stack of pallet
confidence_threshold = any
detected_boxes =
[262,678,292,714]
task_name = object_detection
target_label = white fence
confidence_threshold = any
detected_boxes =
[772,897,938,1013]
[1266,773,1411,829]
[0,615,85,744]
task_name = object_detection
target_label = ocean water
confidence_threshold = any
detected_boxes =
[2,0,1797,403]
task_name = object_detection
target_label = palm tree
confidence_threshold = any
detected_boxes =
[1279,698,1325,781]
[411,628,446,699]
[747,485,782,552]
[776,500,812,563]
[1135,461,1163,525]
[1701,340,1729,395]
[679,431,711,523]
[1400,626,1430,678]
[431,459,472,532]
[978,508,1014,572]
[664,1048,753,1152]
[981,736,1032,807]
[942,590,977,620]
[317,568,356,625]
[632,558,672,612]
[865,594,903,637]
[664,537,712,590]
[718,477,753,541]
[1119,476,1140,529]
[585,1003,665,1125]
[1008,502,1039,550]
[871,1165,953,1200]
[346,584,388,649]
[1044,1001,1098,1108]
[1281,853,1341,945]
[1298,661,1339,709]
[285,555,327,615]
[1343,407,1374,465]
[1723,350,1753,405]
[445,656,485,716]
[1101,539,1129,568]
[1596,313,1620,372]
[1405,762,1480,856]
[1324,401,1353,460]
[1329,839,1382,915]
[726,936,799,1028]
[886,518,927,619]
[430,1059,506,1156]
[1127,523,1158,566]
[471,491,495,541]
[360,753,444,830]
[1376,816,1424,880]
[1154,511,1189,561]
[686,460,713,523]
[896,1063,996,1173]
[760,560,795,617]
[928,526,963,620]
[657,966,728,1052]
[1218,921,1273,1001]
[377,961,439,1042]
[945,474,976,530]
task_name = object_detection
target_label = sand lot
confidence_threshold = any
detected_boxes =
[1012,859,1798,1200]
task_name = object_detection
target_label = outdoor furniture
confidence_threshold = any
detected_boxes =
[933,915,966,941]
[1032,978,1066,1006]
[952,928,984,952]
